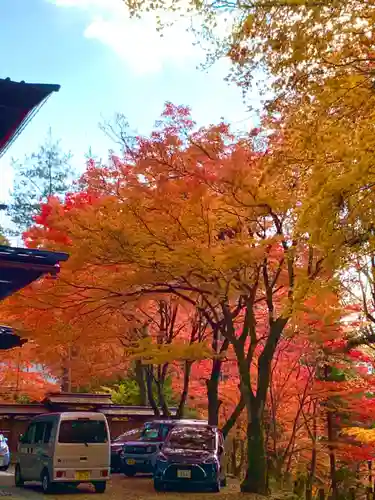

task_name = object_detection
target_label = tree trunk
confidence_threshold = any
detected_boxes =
[61,353,71,392]
[238,319,287,494]
[156,379,171,417]
[368,461,373,495]
[176,361,192,418]
[241,411,268,495]
[306,401,318,498]
[221,395,245,438]
[206,330,229,425]
[134,360,147,405]
[206,358,222,426]
[145,366,160,416]
[61,364,70,392]
[324,365,338,500]
[327,409,338,500]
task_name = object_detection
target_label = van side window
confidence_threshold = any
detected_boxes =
[43,423,53,444]
[22,423,36,444]
[34,423,45,444]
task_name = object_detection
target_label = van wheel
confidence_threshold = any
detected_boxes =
[41,470,53,494]
[220,477,227,487]
[94,481,106,493]
[15,465,24,487]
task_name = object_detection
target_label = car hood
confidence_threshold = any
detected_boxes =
[162,447,215,462]
[123,440,162,447]
[111,442,124,451]
[111,438,142,450]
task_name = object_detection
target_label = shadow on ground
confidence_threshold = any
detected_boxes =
[0,471,241,500]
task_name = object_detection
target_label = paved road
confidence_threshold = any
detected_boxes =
[0,469,239,500]
[0,468,116,500]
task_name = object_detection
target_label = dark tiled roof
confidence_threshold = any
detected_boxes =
[0,325,26,349]
[0,245,69,301]
[0,246,69,350]
[0,77,60,158]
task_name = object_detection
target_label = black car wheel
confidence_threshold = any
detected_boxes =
[211,480,221,493]
[154,479,165,491]
[15,465,24,487]
[124,467,136,477]
[220,476,227,487]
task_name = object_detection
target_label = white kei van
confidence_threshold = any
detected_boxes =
[15,412,111,494]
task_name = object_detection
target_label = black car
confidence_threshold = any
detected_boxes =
[153,424,226,492]
[120,419,208,477]
[111,428,142,472]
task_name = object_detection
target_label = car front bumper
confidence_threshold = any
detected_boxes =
[155,462,219,486]
[121,453,157,472]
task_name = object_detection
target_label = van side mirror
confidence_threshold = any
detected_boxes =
[218,445,224,455]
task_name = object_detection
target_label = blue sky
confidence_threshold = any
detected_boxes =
[0,0,256,212]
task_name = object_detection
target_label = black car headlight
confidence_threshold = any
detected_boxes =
[157,452,168,463]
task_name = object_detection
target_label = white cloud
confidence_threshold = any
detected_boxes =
[48,0,209,75]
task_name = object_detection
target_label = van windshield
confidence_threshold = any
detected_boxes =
[58,419,108,444]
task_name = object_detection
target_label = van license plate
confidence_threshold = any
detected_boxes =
[126,459,136,465]
[75,471,91,481]
[177,470,191,479]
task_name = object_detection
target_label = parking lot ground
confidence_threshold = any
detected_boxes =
[0,470,243,500]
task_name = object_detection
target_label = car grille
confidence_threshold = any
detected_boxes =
[124,445,157,454]
[164,465,205,481]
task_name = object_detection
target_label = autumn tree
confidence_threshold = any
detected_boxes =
[121,0,375,99]
[0,342,57,402]
[20,103,338,494]
[8,128,75,235]
[126,298,212,417]
[120,0,375,281]
[2,278,131,392]
[25,154,232,423]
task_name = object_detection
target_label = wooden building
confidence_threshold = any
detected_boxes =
[0,392,173,454]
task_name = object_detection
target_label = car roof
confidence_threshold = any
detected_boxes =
[145,419,208,426]
[31,412,107,422]
[168,424,218,432]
